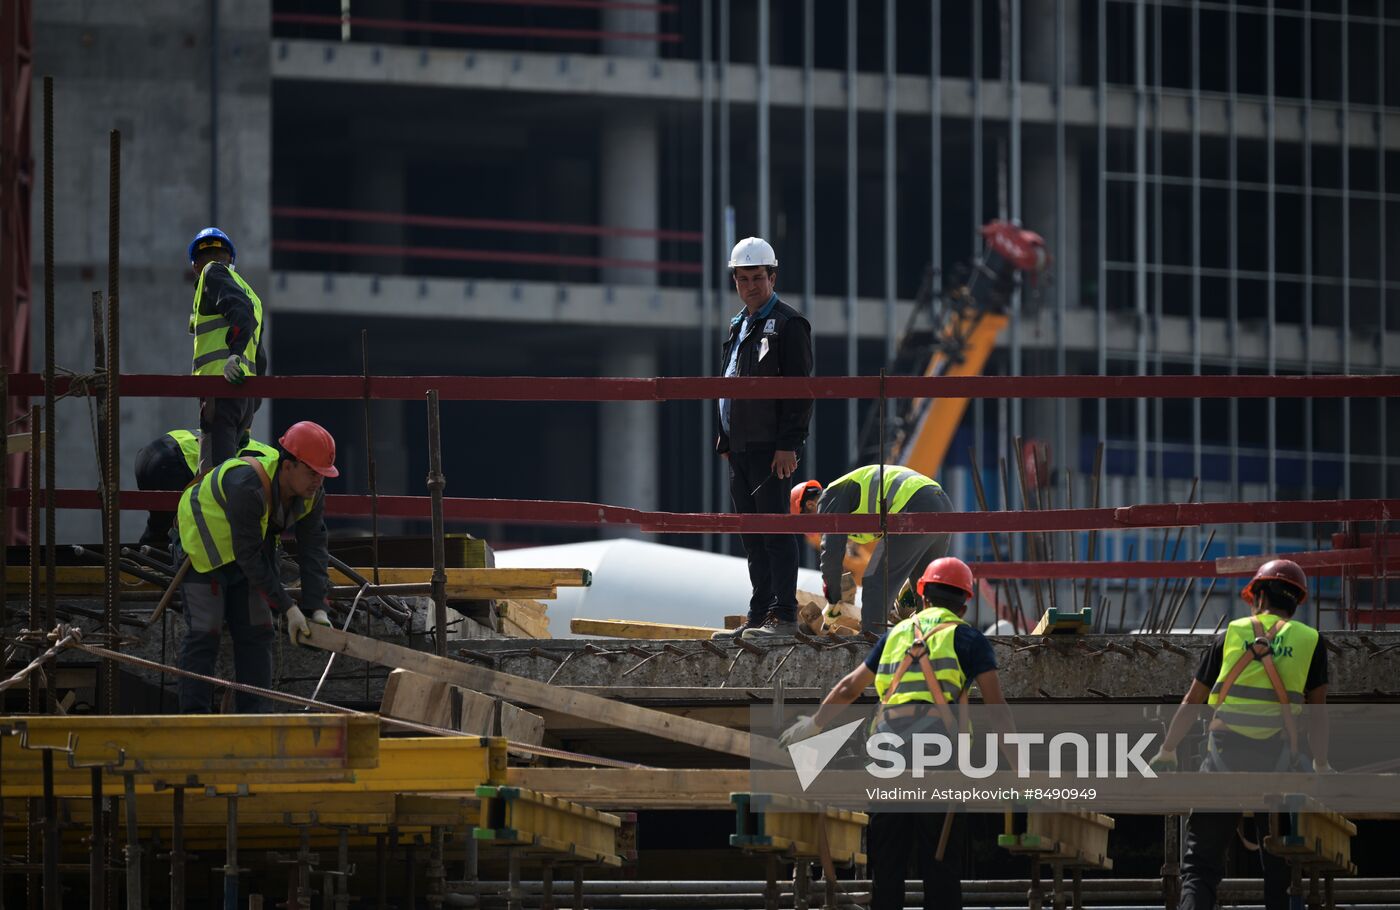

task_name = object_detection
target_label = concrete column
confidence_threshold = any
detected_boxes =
[599,8,659,288]
[598,342,659,538]
[1022,0,1081,85]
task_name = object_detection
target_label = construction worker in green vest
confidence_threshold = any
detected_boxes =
[135,429,277,547]
[1148,559,1330,910]
[173,421,337,713]
[790,464,955,634]
[188,227,265,471]
[780,557,1016,910]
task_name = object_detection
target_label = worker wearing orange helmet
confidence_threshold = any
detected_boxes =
[1149,559,1330,910]
[790,465,955,633]
[780,557,1014,910]
[173,421,339,712]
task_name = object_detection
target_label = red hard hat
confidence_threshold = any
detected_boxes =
[790,480,822,515]
[917,557,975,600]
[1241,558,1308,606]
[279,421,339,478]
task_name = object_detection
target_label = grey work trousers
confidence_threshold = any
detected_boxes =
[860,486,955,632]
[177,564,275,713]
[198,395,257,472]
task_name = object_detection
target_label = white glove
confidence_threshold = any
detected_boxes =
[779,715,821,748]
[222,354,248,385]
[285,605,310,646]
[1148,747,1178,772]
[1312,758,1335,774]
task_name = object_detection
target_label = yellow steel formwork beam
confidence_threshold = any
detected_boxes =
[475,785,622,867]
[0,714,379,796]
[729,793,868,867]
[254,736,509,795]
[998,811,1116,870]
[1264,796,1359,877]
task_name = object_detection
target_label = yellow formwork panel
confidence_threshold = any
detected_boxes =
[998,811,1116,871]
[0,714,379,791]
[729,793,868,867]
[394,793,479,827]
[475,786,622,867]
[253,736,509,795]
[1265,797,1359,877]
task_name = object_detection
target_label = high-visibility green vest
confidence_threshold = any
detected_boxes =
[177,450,314,573]
[167,429,201,476]
[1208,614,1318,740]
[190,263,262,377]
[827,464,940,544]
[238,438,278,461]
[873,606,967,706]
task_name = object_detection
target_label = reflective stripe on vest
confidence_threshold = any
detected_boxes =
[177,450,315,574]
[167,429,201,476]
[1207,614,1318,740]
[873,606,967,707]
[190,264,263,377]
[237,438,279,461]
[826,464,940,544]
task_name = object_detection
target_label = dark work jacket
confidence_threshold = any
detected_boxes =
[715,295,814,455]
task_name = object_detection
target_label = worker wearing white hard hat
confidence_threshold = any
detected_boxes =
[713,236,814,641]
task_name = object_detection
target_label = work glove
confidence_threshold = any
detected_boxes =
[1148,747,1178,772]
[1312,758,1335,774]
[779,715,821,748]
[285,605,311,646]
[222,354,248,385]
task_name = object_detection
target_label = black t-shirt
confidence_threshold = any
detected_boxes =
[1193,629,1328,693]
[863,624,999,682]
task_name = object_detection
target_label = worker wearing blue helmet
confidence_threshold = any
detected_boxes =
[188,227,266,470]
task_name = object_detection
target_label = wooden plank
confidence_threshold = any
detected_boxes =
[380,669,454,729]
[458,688,497,736]
[5,431,45,455]
[508,768,749,809]
[498,600,550,639]
[303,625,786,764]
[329,566,589,599]
[499,702,545,747]
[569,618,725,640]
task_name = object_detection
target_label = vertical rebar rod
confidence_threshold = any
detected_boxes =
[967,446,1027,631]
[41,76,55,638]
[103,129,121,715]
[931,0,942,300]
[1303,0,1314,548]
[1340,0,1351,501]
[801,0,816,490]
[426,390,448,655]
[701,0,714,551]
[1265,0,1278,556]
[883,0,896,370]
[1190,0,1203,567]
[973,0,983,230]
[1152,0,1163,520]
[169,787,185,910]
[41,750,57,910]
[90,292,107,468]
[1095,0,1107,507]
[28,410,40,712]
[123,775,141,910]
[1008,0,1022,457]
[87,766,104,910]
[1227,0,1240,560]
[1082,441,1104,613]
[1377,0,1388,501]
[845,0,858,459]
[756,0,769,240]
[361,331,381,585]
[222,796,238,909]
[1054,0,1067,534]
[1133,0,1149,616]
[1,367,6,633]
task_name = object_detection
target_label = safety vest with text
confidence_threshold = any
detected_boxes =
[177,450,313,574]
[827,464,940,544]
[1208,613,1317,740]
[189,263,263,377]
[873,606,967,707]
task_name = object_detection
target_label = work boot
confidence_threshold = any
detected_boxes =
[712,617,763,640]
[741,612,798,641]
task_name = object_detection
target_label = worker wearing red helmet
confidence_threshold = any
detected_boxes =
[1149,559,1330,910]
[780,557,1015,910]
[173,421,338,712]
[789,465,956,633]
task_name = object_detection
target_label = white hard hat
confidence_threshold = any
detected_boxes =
[728,236,778,269]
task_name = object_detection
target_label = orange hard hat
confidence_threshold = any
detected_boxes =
[790,480,822,515]
[917,557,975,600]
[1241,558,1307,606]
[279,421,339,478]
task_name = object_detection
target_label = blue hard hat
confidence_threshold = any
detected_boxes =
[188,227,236,265]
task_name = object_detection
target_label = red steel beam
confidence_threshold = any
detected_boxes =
[272,12,682,43]
[16,488,1399,535]
[272,239,703,275]
[972,550,1400,580]
[273,206,702,243]
[10,373,1399,402]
